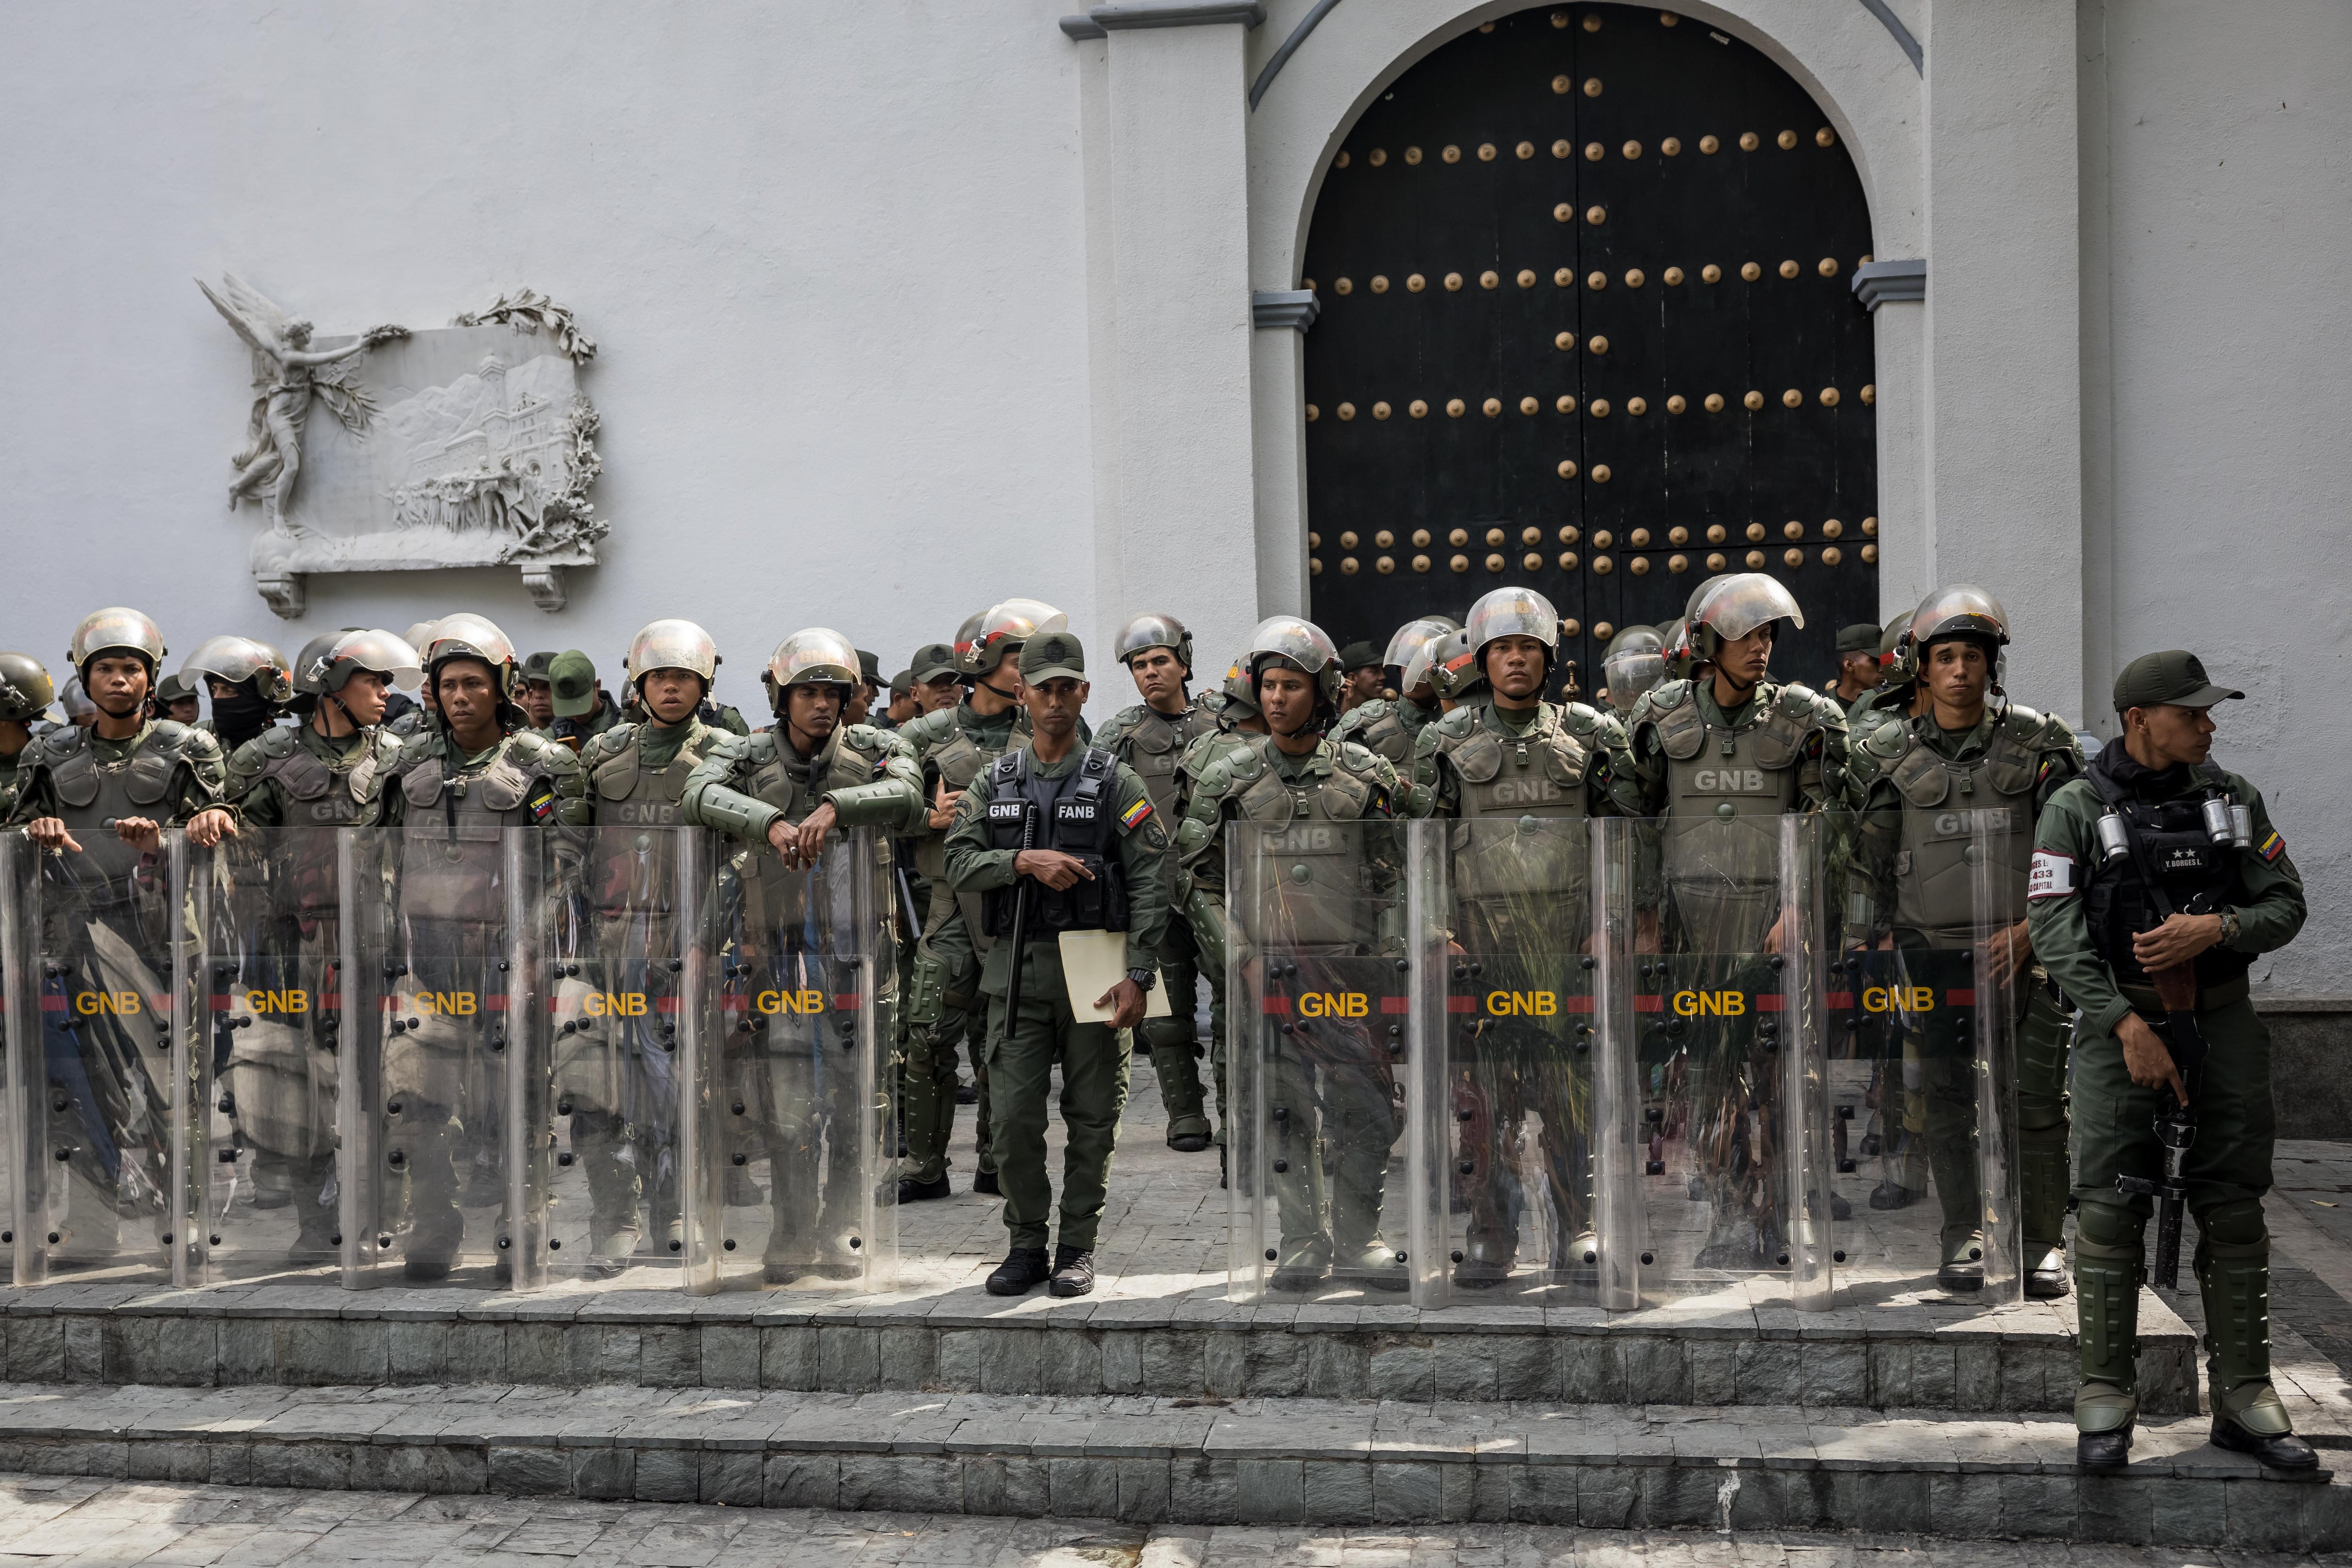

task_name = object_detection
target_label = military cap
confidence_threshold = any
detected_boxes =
[2113,650,2244,714]
[889,668,913,698]
[154,671,199,704]
[857,649,882,686]
[1019,631,1087,685]
[1337,640,1382,672]
[521,651,560,685]
[548,649,599,717]
[911,642,958,683]
[1836,623,1883,654]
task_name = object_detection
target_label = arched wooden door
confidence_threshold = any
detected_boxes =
[1301,2,1878,688]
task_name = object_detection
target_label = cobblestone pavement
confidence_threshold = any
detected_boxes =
[0,1476,2332,1568]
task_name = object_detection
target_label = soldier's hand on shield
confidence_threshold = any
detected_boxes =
[766,817,802,863]
[24,817,81,853]
[927,781,963,831]
[2115,1011,2190,1107]
[1763,907,1797,955]
[184,808,238,849]
[1981,918,2033,985]
[1096,977,1147,1030]
[1015,849,1093,890]
[2131,912,2224,971]
[794,802,839,868]
[114,816,164,853]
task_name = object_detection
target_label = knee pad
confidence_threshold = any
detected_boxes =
[2196,1195,2267,1253]
[1141,1015,1192,1052]
[2075,1197,2146,1255]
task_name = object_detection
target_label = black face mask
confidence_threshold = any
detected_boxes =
[211,681,276,748]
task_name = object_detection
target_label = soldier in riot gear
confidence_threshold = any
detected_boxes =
[1413,588,1622,1287]
[682,628,922,1279]
[215,628,420,1257]
[1175,617,1403,1291]
[371,613,588,1280]
[11,609,236,1261]
[1429,628,1488,712]
[1844,588,2083,1297]
[0,653,57,820]
[1331,617,1456,766]
[895,599,1064,1197]
[1600,625,1667,719]
[944,631,1167,1298]
[1094,613,1222,1154]
[2029,651,2311,1473]
[182,636,293,751]
[1608,574,1852,1269]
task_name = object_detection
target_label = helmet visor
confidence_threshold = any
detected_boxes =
[767,628,860,689]
[1909,584,2010,649]
[627,619,719,684]
[1692,573,1805,641]
[327,629,423,691]
[72,607,165,669]
[1603,626,1667,707]
[1466,586,1560,654]
[969,598,1067,673]
[1382,616,1453,671]
[1113,613,1187,664]
[182,635,292,703]
[1246,615,1338,675]
[422,613,517,672]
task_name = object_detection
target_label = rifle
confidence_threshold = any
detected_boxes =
[1000,801,1037,1041]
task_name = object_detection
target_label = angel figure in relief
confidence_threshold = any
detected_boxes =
[198,273,408,535]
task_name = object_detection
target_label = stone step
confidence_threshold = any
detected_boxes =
[0,1380,2337,1550]
[0,1279,2200,1415]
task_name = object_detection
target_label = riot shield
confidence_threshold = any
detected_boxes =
[184,828,345,1280]
[696,826,894,1294]
[341,827,546,1288]
[1409,817,1601,1306]
[1825,808,2024,1303]
[5,826,192,1285]
[540,827,707,1285]
[1227,820,1415,1304]
[1593,812,1833,1308]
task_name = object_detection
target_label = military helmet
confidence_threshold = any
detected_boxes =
[961,598,1066,677]
[1908,585,2010,651]
[1688,572,1804,660]
[0,653,55,724]
[58,677,95,723]
[1601,625,1667,716]
[420,613,520,697]
[1112,613,1192,673]
[950,610,987,672]
[1466,585,1559,671]
[291,632,346,700]
[181,634,294,706]
[1382,616,1456,677]
[1398,634,1448,697]
[68,607,167,677]
[625,619,720,688]
[305,629,422,697]
[1219,660,1261,715]
[1244,615,1343,709]
[1878,613,1917,684]
[401,620,441,659]
[764,628,861,697]
[1657,620,1696,682]
[1430,628,1487,702]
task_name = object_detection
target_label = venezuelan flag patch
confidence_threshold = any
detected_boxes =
[2259,829,2285,863]
[1120,799,1153,831]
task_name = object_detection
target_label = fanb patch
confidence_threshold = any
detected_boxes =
[1119,798,1153,831]
[2259,829,2285,863]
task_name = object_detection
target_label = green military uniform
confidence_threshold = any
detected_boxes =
[2028,651,2310,1469]
[1330,694,1436,769]
[374,720,588,1278]
[943,666,1168,1279]
[681,704,921,1280]
[898,697,1031,1188]
[1413,694,1622,1285]
[1846,700,2082,1292]
[1094,692,1223,1149]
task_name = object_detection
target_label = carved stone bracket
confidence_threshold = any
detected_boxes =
[521,565,569,613]
[254,573,308,620]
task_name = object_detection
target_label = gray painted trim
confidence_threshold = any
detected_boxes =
[1851,258,1926,310]
[1249,0,1343,111]
[1090,0,1266,30]
[1252,289,1320,331]
[1856,0,1923,76]
[1059,14,1107,39]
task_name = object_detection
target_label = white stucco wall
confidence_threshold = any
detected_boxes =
[0,1,1105,718]
[2080,0,2352,997]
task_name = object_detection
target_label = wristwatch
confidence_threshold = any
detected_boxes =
[1126,967,1158,992]
[2218,907,2243,947]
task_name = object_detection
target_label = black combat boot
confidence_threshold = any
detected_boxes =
[1048,1244,1097,1297]
[987,1246,1051,1296]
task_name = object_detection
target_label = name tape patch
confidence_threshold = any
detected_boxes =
[2026,850,2075,900]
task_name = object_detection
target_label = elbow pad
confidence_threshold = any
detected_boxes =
[827,780,916,829]
[688,786,779,844]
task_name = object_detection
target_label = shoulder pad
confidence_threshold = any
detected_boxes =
[841,721,881,753]
[1430,705,1480,741]
[258,726,300,760]
[23,724,84,766]
[1557,701,1607,737]
[1999,702,2073,752]
[1648,678,1693,713]
[371,728,406,766]
[167,723,224,764]
[1864,716,1910,757]
[901,709,955,748]
[225,734,272,783]
[587,725,634,763]
[538,737,582,777]
[1773,681,1832,719]
[1097,704,1144,743]
[394,730,440,769]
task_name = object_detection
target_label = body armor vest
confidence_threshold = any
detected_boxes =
[912,706,1024,952]
[731,724,888,931]
[1648,681,1814,952]
[28,721,197,879]
[982,748,1127,937]
[1111,700,1218,821]
[590,720,721,827]
[2082,756,2254,995]
[391,732,566,922]
[1351,698,1433,767]
[1226,734,1380,951]
[1877,711,2043,943]
[255,727,381,826]
[1434,702,1597,903]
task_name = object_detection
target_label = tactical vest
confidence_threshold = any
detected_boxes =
[27,721,202,879]
[1647,681,1815,952]
[1345,698,1432,768]
[589,720,719,827]
[1224,734,1382,951]
[1111,700,1219,822]
[982,748,1128,938]
[912,706,1024,953]
[2082,758,2254,995]
[252,727,381,826]
[1872,711,2043,942]
[391,732,567,922]
[1434,702,1598,902]
[730,724,890,932]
